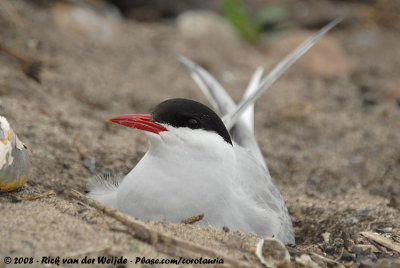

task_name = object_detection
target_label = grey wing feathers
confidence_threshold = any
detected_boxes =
[234,145,295,244]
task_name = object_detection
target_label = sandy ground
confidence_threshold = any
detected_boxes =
[0,1,399,267]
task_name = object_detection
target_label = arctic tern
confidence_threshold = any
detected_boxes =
[88,19,341,245]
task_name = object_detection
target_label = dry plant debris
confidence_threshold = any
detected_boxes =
[27,190,56,201]
[181,213,205,225]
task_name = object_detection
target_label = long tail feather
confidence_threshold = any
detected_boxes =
[241,67,264,133]
[224,18,342,129]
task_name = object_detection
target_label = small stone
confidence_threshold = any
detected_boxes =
[341,250,356,262]
[83,157,96,173]
[321,232,331,243]
[324,244,335,255]
[222,226,230,232]
[177,10,242,58]
[385,81,400,102]
[354,208,370,216]
[177,11,239,44]
[308,176,321,186]
[362,98,378,106]
[51,2,119,43]
[345,216,359,224]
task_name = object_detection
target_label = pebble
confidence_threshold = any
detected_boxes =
[51,2,119,43]
[177,10,240,46]
[385,81,400,103]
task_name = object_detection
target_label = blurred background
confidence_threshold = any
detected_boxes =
[0,0,399,265]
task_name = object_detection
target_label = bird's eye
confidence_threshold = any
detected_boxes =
[187,118,200,129]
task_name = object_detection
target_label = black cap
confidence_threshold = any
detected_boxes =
[151,98,232,145]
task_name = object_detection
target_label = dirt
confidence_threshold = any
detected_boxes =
[0,0,399,267]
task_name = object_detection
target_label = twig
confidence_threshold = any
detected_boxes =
[360,232,400,253]
[181,213,204,224]
[73,137,90,159]
[0,42,25,62]
[71,190,251,268]
[27,190,56,201]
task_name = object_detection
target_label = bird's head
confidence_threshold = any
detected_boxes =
[109,98,233,155]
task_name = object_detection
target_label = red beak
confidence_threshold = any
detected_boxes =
[109,114,167,134]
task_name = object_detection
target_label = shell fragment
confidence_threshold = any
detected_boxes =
[0,116,30,192]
